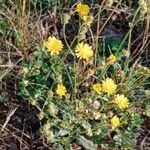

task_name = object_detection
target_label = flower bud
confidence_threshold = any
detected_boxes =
[23,67,28,73]
[48,103,58,116]
[31,99,37,106]
[63,13,71,24]
[23,80,29,86]
[38,112,45,120]
[86,128,93,136]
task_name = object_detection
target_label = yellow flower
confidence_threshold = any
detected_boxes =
[43,36,63,55]
[111,116,120,128]
[114,94,129,109]
[92,83,102,93]
[76,2,90,17]
[75,42,93,61]
[102,78,117,94]
[82,15,93,26]
[107,54,117,64]
[56,84,67,97]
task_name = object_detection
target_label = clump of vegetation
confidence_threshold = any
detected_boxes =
[19,1,150,149]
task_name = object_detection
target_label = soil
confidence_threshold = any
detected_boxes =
[0,76,50,150]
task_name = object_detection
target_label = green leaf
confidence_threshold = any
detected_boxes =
[77,136,97,150]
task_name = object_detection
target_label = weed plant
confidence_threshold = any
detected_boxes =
[0,0,150,149]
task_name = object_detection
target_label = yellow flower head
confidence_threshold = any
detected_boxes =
[76,2,90,17]
[114,94,129,109]
[107,54,117,64]
[75,42,93,61]
[56,84,67,97]
[102,78,117,94]
[92,83,102,93]
[111,115,120,128]
[43,36,63,55]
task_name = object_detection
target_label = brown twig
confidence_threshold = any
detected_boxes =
[1,106,18,133]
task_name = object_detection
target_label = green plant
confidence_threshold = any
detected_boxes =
[19,1,150,149]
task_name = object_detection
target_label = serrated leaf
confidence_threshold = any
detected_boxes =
[77,136,97,150]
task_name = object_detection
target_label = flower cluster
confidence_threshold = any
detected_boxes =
[20,1,149,149]
[76,2,93,26]
[92,78,117,95]
[44,37,93,61]
[93,78,130,128]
